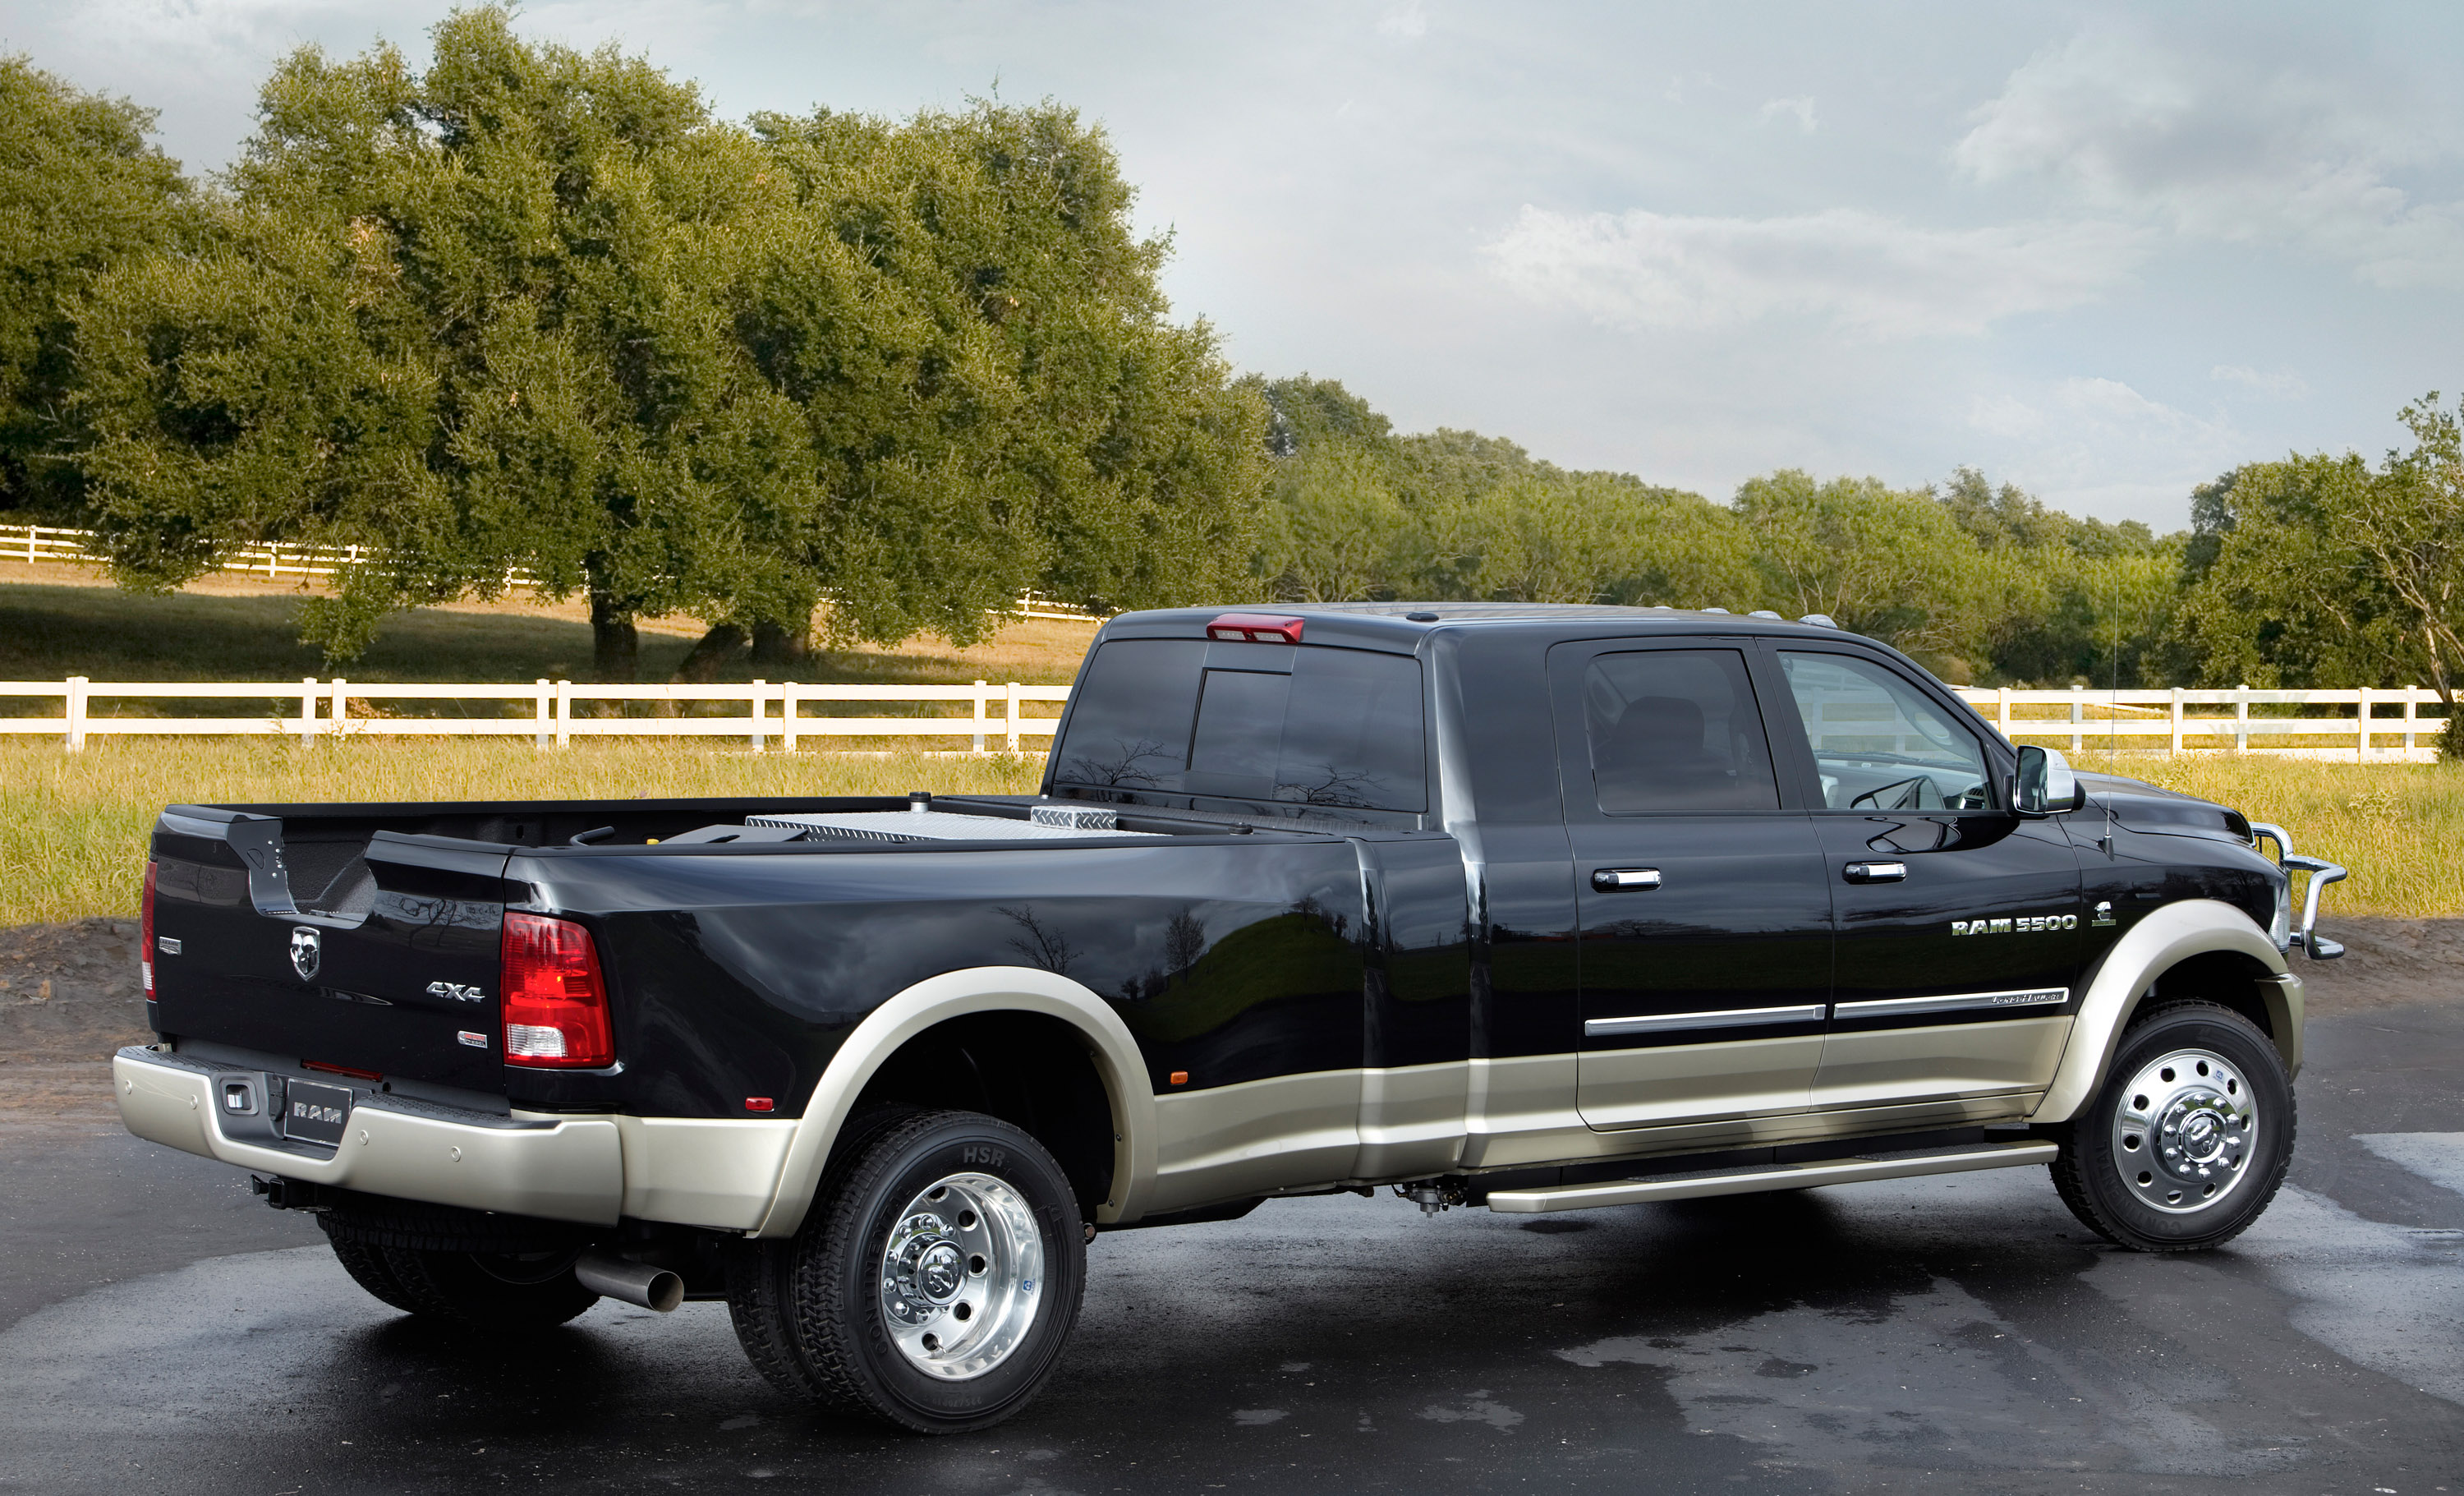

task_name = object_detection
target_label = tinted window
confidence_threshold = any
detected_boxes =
[1581,649,1779,813]
[1778,651,1990,810]
[1052,642,1426,816]
[1052,639,1203,791]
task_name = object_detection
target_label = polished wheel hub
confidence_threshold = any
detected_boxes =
[877,1171,1045,1380]
[2110,1047,2256,1214]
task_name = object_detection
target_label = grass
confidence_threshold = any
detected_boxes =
[2077,753,2464,920]
[0,560,1094,702]
[0,738,1044,925]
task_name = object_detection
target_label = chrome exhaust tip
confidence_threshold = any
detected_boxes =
[574,1250,683,1312]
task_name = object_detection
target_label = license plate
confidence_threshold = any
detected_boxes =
[283,1079,353,1146]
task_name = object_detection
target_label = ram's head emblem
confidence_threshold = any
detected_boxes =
[289,926,323,982]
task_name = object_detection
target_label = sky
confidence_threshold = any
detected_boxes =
[6,1,2461,529]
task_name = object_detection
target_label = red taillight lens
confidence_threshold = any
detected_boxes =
[1205,612,1304,645]
[499,913,614,1068]
[141,862,157,997]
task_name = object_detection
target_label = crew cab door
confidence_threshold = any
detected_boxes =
[1549,641,1832,1136]
[1764,647,2084,1119]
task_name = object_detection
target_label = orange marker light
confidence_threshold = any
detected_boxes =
[1169,1071,1189,1086]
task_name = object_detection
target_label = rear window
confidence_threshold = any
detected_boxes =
[1052,640,1427,817]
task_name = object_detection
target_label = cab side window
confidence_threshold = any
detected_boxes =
[1777,651,1991,811]
[1582,649,1780,813]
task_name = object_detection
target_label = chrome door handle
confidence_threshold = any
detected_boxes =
[1592,868,1662,891]
[1843,861,1907,883]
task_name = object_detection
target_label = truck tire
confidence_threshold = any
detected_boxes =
[784,1107,1087,1433]
[329,1238,423,1314]
[2048,999,2295,1252]
[375,1246,601,1328]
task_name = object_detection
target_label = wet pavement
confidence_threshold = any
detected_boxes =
[3,1004,2462,1495]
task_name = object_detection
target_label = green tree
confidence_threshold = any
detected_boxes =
[0,58,191,518]
[1737,470,2003,674]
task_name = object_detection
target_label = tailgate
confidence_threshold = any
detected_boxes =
[149,806,516,1093]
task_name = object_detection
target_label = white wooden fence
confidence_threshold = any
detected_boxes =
[1955,686,2450,762]
[0,673,2444,760]
[0,679,1069,753]
[0,523,1104,623]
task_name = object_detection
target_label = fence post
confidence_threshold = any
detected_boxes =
[750,679,767,752]
[973,681,988,753]
[555,680,572,750]
[330,678,347,737]
[2357,686,2373,759]
[301,676,319,740]
[23,527,34,564]
[1006,682,1022,753]
[782,684,799,753]
[2170,688,2183,756]
[2069,687,2084,753]
[534,679,550,749]
[65,675,85,752]
[2406,686,2420,753]
[2235,686,2249,754]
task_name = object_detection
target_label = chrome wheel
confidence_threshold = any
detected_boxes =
[2110,1047,2255,1214]
[878,1171,1045,1380]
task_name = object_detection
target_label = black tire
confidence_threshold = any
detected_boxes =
[785,1108,1087,1434]
[376,1246,601,1328]
[2048,999,2295,1251]
[329,1238,423,1314]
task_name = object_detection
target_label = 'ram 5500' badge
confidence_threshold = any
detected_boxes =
[288,926,322,981]
[1951,914,2080,936]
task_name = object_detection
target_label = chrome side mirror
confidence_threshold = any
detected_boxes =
[2014,744,2083,816]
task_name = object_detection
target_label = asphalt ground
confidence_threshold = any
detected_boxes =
[2,1003,2461,1496]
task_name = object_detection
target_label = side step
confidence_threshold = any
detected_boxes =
[1484,1140,2058,1215]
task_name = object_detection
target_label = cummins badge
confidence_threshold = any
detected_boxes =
[290,926,323,982]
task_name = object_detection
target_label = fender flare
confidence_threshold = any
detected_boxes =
[750,966,1159,1239]
[2030,899,2297,1125]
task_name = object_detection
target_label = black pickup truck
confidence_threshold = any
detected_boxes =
[117,603,2345,1432]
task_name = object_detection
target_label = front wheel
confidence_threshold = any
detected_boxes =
[767,1107,1087,1434]
[2049,999,2295,1251]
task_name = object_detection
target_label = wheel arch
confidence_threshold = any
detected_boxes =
[752,967,1158,1239]
[2030,900,2300,1125]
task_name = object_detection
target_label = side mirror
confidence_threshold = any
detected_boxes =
[2013,745,2084,816]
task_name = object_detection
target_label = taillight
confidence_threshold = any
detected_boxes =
[499,913,614,1068]
[1205,612,1303,644]
[140,862,157,998]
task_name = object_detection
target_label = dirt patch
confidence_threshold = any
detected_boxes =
[0,912,2449,1126]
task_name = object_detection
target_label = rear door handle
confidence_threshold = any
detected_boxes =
[1592,868,1662,891]
[1843,861,1907,883]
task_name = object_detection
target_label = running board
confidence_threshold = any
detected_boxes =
[1484,1140,2059,1214]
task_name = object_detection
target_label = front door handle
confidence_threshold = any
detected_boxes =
[1843,861,1907,883]
[1592,868,1662,891]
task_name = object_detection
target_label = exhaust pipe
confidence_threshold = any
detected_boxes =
[574,1250,683,1313]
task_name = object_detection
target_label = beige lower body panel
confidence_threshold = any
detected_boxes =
[1147,1069,1363,1215]
[616,1116,801,1230]
[113,1047,624,1226]
[1811,1015,2073,1112]
[1576,1033,1826,1132]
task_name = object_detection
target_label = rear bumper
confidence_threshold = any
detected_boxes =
[113,1046,624,1226]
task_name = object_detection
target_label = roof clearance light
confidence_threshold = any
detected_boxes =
[1206,613,1304,645]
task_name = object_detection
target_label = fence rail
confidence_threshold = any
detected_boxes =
[0,523,1106,623]
[1954,686,2450,761]
[0,674,2444,759]
[0,678,1071,753]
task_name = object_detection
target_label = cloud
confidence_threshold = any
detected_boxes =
[1955,23,2464,288]
[1758,96,1818,134]
[1966,376,2245,518]
[2210,364,2310,400]
[1376,2,1428,39]
[1482,205,2146,338]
